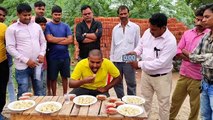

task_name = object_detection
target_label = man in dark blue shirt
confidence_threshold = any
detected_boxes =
[45,5,73,96]
[76,5,102,60]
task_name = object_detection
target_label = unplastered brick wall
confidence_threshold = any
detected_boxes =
[74,17,188,59]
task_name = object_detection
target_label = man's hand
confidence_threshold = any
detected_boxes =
[96,87,107,93]
[127,51,137,55]
[182,49,190,58]
[83,76,95,84]
[128,61,140,69]
[37,55,44,63]
[26,59,39,68]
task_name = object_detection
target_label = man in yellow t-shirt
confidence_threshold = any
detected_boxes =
[69,49,121,96]
[0,22,9,119]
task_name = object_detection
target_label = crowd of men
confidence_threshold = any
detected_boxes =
[0,1,213,120]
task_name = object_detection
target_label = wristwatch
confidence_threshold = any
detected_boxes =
[83,33,87,37]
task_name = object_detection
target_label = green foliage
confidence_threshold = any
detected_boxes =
[113,0,195,28]
[174,1,195,28]
[1,0,197,27]
[185,0,213,10]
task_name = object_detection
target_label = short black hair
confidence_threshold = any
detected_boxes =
[35,16,47,24]
[203,3,213,13]
[0,6,7,15]
[195,5,206,16]
[52,5,62,14]
[80,5,91,13]
[17,3,32,14]
[34,1,46,7]
[149,13,167,27]
[117,5,129,14]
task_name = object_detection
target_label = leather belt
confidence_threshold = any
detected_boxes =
[149,73,167,77]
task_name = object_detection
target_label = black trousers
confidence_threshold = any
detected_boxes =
[0,59,9,113]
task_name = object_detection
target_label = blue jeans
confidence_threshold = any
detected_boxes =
[7,66,16,102]
[113,62,136,98]
[41,69,47,95]
[200,80,213,120]
[15,67,43,99]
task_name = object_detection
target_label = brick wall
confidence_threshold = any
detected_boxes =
[74,17,188,59]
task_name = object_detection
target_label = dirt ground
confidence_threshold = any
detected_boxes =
[3,70,199,120]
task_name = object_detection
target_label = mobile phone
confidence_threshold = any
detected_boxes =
[122,54,137,62]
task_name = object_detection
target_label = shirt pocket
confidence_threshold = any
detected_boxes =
[127,37,134,44]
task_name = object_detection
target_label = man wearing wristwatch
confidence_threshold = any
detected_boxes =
[76,5,102,60]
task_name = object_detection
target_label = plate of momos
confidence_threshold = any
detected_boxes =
[73,95,97,106]
[117,104,143,117]
[35,101,62,114]
[8,100,35,111]
[122,95,145,105]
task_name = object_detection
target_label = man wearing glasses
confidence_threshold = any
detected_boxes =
[75,5,102,60]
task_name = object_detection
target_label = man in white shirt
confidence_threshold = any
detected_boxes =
[129,13,177,120]
[110,5,140,98]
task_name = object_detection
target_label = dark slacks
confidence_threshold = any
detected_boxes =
[0,59,9,113]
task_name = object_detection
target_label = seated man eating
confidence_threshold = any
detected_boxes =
[69,49,122,96]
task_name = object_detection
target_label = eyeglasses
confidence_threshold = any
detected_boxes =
[83,12,91,16]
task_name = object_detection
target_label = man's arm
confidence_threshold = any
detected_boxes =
[82,37,96,43]
[133,30,147,56]
[85,33,97,40]
[176,32,190,61]
[176,53,189,61]
[86,22,103,40]
[96,75,122,93]
[38,28,47,63]
[44,23,66,43]
[76,22,103,44]
[46,34,66,43]
[6,27,29,64]
[57,35,73,45]
[6,27,38,68]
[76,23,85,43]
[134,25,141,48]
[69,76,95,88]
[189,35,211,63]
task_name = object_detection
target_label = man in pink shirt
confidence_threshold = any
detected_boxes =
[5,3,46,99]
[169,7,209,120]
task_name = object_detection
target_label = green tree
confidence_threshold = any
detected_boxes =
[185,0,213,10]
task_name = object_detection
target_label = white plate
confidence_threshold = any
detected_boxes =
[35,101,62,114]
[73,95,97,106]
[8,100,35,111]
[122,95,145,105]
[117,104,143,117]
